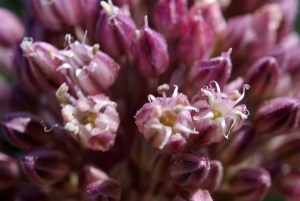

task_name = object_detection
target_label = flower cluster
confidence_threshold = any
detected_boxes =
[0,0,299,200]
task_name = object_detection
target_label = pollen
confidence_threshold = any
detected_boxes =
[159,109,177,127]
[211,107,222,120]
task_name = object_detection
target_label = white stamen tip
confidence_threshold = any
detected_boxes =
[144,15,149,28]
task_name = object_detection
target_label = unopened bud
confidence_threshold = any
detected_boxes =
[0,153,19,191]
[173,189,213,201]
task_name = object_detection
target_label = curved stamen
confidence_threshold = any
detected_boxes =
[233,84,250,105]
[148,95,156,103]
[40,121,64,132]
[172,85,178,97]
[159,126,172,149]
[210,81,221,93]
[82,30,88,44]
[174,104,199,114]
[225,118,235,139]
[144,15,149,28]
[201,88,215,104]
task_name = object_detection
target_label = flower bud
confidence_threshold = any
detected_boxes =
[254,97,300,135]
[274,132,300,167]
[178,11,212,67]
[200,160,223,192]
[2,112,54,149]
[189,0,226,35]
[169,151,210,188]
[27,0,84,31]
[0,153,19,191]
[245,57,279,99]
[59,41,120,95]
[95,0,137,56]
[0,8,24,47]
[82,0,102,40]
[229,168,271,201]
[131,16,169,78]
[173,189,213,201]
[19,38,62,92]
[277,0,298,39]
[87,179,121,201]
[189,120,218,146]
[187,50,232,93]
[153,0,187,39]
[214,125,256,165]
[135,84,198,154]
[56,83,120,151]
[21,147,70,186]
[279,169,300,201]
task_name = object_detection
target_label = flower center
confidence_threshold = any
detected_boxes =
[159,109,177,127]
[212,107,222,120]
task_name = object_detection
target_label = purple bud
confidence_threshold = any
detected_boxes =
[20,38,62,91]
[214,125,256,165]
[21,148,70,186]
[279,169,300,201]
[245,57,279,99]
[0,153,19,191]
[130,17,170,78]
[274,132,300,167]
[189,0,226,35]
[27,0,84,31]
[0,8,24,47]
[169,151,210,188]
[277,0,298,39]
[187,50,232,92]
[2,112,54,149]
[87,179,121,201]
[178,11,212,67]
[190,120,218,146]
[153,0,188,39]
[173,189,213,201]
[201,160,223,192]
[95,1,137,57]
[59,41,120,95]
[229,168,271,201]
[254,97,300,135]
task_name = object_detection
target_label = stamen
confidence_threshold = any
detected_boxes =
[40,121,64,132]
[172,85,178,97]
[173,104,199,114]
[144,15,149,28]
[64,34,73,46]
[233,84,250,105]
[201,88,215,104]
[158,84,169,100]
[134,30,140,42]
[210,81,221,93]
[65,122,79,134]
[94,101,117,111]
[92,44,100,55]
[173,122,199,134]
[20,37,34,53]
[82,30,88,44]
[100,1,113,16]
[56,63,72,71]
[225,118,235,139]
[159,126,172,149]
[148,95,156,103]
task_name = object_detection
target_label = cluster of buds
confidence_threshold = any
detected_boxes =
[0,0,300,200]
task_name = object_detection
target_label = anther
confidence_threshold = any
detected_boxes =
[158,84,169,99]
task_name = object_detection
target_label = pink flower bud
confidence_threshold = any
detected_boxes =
[21,147,70,186]
[245,57,280,99]
[200,160,223,192]
[130,16,170,78]
[169,151,210,188]
[56,83,120,151]
[0,153,19,191]
[178,11,212,67]
[173,189,213,201]
[214,125,256,165]
[0,8,24,47]
[27,0,85,31]
[279,169,300,201]
[135,84,198,154]
[254,97,300,135]
[2,112,54,149]
[277,0,298,39]
[58,40,120,95]
[95,1,137,56]
[189,0,226,35]
[229,168,271,201]
[153,0,188,39]
[187,49,232,93]
[19,38,62,92]
[191,82,250,142]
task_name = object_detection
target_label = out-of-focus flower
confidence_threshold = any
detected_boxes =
[279,169,300,201]
[0,8,24,47]
[173,188,213,201]
[0,152,19,191]
[56,83,120,151]
[27,0,85,31]
[21,147,70,186]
